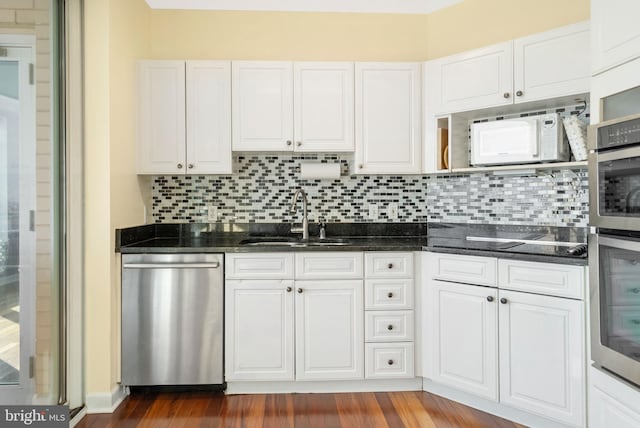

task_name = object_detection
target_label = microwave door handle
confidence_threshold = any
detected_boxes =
[598,235,640,253]
[531,121,539,157]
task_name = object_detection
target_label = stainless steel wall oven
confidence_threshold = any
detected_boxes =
[590,113,640,386]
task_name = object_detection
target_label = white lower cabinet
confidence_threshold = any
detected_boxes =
[498,289,585,426]
[429,280,498,400]
[295,280,363,380]
[225,252,379,385]
[425,252,586,427]
[365,343,414,379]
[225,279,295,381]
[590,366,640,428]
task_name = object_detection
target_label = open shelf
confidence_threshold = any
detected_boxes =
[449,160,587,174]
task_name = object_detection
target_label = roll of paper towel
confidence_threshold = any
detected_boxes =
[300,162,341,179]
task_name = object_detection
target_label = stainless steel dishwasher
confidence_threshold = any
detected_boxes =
[121,253,223,386]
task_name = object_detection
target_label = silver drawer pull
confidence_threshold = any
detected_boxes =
[123,262,220,269]
[387,324,394,331]
[387,359,394,366]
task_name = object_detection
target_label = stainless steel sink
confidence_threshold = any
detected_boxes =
[239,238,351,247]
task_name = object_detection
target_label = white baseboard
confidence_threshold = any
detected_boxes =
[86,384,129,414]
[226,378,422,395]
[423,378,577,428]
[70,407,87,428]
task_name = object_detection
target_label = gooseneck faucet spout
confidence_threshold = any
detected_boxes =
[290,188,309,240]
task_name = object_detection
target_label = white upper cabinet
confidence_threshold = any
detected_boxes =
[355,63,422,174]
[232,61,354,152]
[514,21,590,103]
[294,62,354,152]
[186,61,232,174]
[428,22,590,114]
[137,60,232,175]
[429,41,513,114]
[138,61,186,174]
[592,0,640,75]
[232,61,294,151]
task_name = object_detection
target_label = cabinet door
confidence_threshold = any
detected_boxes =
[355,63,421,174]
[592,0,640,74]
[232,61,293,151]
[589,366,640,428]
[431,41,513,114]
[225,279,295,381]
[428,280,499,401]
[137,60,186,174]
[293,62,354,152]
[498,290,585,427]
[186,61,232,174]
[514,22,590,103]
[295,280,364,380]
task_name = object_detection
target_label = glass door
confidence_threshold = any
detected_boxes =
[598,235,640,362]
[0,42,36,403]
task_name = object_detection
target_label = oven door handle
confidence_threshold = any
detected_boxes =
[598,235,640,252]
[595,145,640,162]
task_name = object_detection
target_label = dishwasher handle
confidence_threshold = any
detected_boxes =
[123,262,221,269]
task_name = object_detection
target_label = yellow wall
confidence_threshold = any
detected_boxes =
[150,10,429,61]
[426,0,591,59]
[149,0,589,61]
[84,0,150,401]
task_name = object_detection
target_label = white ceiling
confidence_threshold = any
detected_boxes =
[144,0,464,14]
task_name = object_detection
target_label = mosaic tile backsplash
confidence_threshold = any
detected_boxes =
[151,154,589,227]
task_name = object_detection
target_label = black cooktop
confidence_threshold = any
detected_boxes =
[427,223,589,259]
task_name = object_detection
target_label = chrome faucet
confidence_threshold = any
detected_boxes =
[290,188,309,240]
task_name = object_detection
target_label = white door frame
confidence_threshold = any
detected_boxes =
[0,33,36,405]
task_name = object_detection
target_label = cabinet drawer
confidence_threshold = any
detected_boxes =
[429,253,497,286]
[365,310,414,342]
[498,259,585,299]
[365,252,413,278]
[295,252,363,279]
[225,253,294,279]
[365,342,414,379]
[365,279,414,310]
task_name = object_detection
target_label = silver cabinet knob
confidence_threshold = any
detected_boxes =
[387,292,393,298]
[516,90,523,97]
[297,288,303,294]
[358,164,363,169]
[296,141,302,147]
[503,92,510,99]
[487,296,494,302]
[188,163,194,169]
[500,298,508,304]
[177,163,183,169]
[387,359,394,366]
[286,287,292,293]
[387,324,393,331]
[388,263,394,269]
[286,140,292,146]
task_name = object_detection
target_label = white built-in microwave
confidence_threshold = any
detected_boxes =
[470,113,569,166]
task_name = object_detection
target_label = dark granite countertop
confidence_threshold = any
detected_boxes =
[116,222,588,265]
[116,223,427,253]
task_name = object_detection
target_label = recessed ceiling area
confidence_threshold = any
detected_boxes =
[144,0,464,14]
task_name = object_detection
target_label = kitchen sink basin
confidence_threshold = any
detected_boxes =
[239,238,352,247]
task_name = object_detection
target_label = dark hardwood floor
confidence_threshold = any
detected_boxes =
[76,391,525,427]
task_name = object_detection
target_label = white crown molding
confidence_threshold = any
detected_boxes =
[144,0,463,14]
